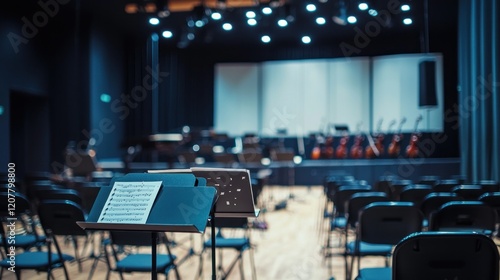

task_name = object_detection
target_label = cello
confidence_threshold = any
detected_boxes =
[350,122,364,159]
[335,132,349,159]
[365,119,385,159]
[387,117,407,158]
[405,115,423,158]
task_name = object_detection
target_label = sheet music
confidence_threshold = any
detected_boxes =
[98,181,162,224]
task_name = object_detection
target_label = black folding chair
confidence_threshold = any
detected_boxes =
[393,231,499,280]
[349,201,423,280]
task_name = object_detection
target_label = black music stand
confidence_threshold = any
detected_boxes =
[148,167,260,280]
[77,172,217,280]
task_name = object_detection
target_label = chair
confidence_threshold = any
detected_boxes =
[392,231,499,280]
[0,199,78,280]
[429,201,497,236]
[433,179,460,192]
[349,201,423,280]
[398,184,433,208]
[451,184,487,200]
[0,192,45,254]
[475,179,500,192]
[420,192,462,225]
[107,230,179,280]
[417,175,440,186]
[325,185,371,256]
[198,217,256,280]
[389,179,412,200]
[35,188,84,209]
[36,199,94,273]
[342,192,389,280]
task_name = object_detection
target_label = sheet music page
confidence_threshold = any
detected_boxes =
[97,181,162,224]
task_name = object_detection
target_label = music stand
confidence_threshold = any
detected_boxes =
[77,172,217,280]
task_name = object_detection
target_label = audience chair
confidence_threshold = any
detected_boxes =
[433,179,460,192]
[417,175,440,186]
[388,179,412,200]
[429,201,497,236]
[420,192,463,226]
[398,184,433,208]
[349,201,423,280]
[475,179,500,192]
[451,184,488,200]
[392,231,499,280]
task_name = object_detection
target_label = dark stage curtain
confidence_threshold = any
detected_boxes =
[458,0,499,182]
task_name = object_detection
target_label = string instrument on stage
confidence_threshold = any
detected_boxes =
[310,133,322,160]
[335,132,349,159]
[405,115,423,158]
[387,117,407,158]
[322,135,335,159]
[350,122,364,159]
[365,119,386,159]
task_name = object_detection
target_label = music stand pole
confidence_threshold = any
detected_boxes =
[152,232,157,280]
[211,215,217,280]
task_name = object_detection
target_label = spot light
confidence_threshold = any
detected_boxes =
[403,18,412,25]
[261,35,271,43]
[368,9,378,16]
[211,12,222,20]
[162,30,173,38]
[277,19,288,27]
[358,2,368,10]
[222,23,233,30]
[247,18,257,26]
[246,11,256,18]
[262,7,272,15]
[401,4,410,11]
[306,4,316,12]
[301,36,311,44]
[149,17,160,25]
[316,17,326,25]
[347,16,357,23]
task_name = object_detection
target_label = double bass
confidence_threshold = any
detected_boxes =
[405,115,423,158]
[387,117,407,158]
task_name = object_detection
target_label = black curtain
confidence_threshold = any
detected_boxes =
[458,0,500,182]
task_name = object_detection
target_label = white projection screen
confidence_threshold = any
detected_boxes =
[214,53,443,137]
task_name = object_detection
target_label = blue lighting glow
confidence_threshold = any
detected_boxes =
[100,93,111,103]
[149,17,160,25]
[347,16,357,24]
[316,17,326,25]
[262,7,272,15]
[302,36,311,44]
[223,23,233,30]
[306,4,316,12]
[162,30,173,38]
[261,35,271,43]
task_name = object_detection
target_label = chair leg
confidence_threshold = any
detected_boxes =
[239,251,245,280]
[249,247,257,280]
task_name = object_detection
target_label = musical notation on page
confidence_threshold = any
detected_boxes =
[97,181,162,224]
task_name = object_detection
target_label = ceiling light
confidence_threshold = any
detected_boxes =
[247,18,257,26]
[347,16,357,24]
[358,3,369,10]
[316,17,326,25]
[301,36,311,44]
[125,3,139,14]
[277,19,288,27]
[403,18,412,25]
[368,9,378,16]
[211,12,222,20]
[262,7,272,15]
[261,35,271,43]
[306,4,316,12]
[246,11,256,18]
[162,30,173,38]
[222,23,232,30]
[401,4,410,11]
[149,17,160,25]
[187,33,195,40]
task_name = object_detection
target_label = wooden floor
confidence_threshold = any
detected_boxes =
[1,186,385,280]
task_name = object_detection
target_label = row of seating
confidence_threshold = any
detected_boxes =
[320,174,500,280]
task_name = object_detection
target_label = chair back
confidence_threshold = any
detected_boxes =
[37,199,88,236]
[389,179,413,200]
[333,185,372,217]
[433,179,460,192]
[429,201,497,234]
[451,184,487,200]
[358,201,423,245]
[421,192,462,220]
[345,191,389,228]
[399,184,433,208]
[393,231,499,280]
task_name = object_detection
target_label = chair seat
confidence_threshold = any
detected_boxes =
[331,217,347,229]
[346,241,393,256]
[0,251,74,269]
[115,254,177,272]
[204,237,250,250]
[0,234,45,248]
[356,267,391,280]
